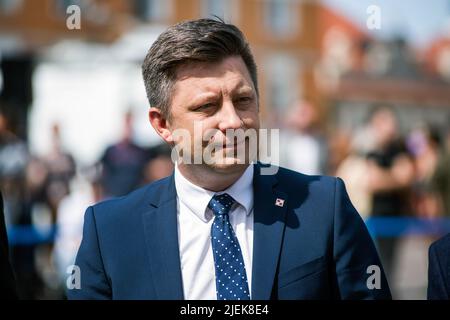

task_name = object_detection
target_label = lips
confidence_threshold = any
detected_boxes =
[206,134,246,149]
[222,139,245,148]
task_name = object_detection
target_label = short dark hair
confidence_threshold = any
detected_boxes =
[142,18,258,119]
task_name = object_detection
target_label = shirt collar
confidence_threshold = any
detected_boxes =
[174,164,254,223]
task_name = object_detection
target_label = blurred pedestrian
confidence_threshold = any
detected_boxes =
[0,112,28,226]
[53,165,103,298]
[42,123,76,224]
[0,111,40,299]
[280,100,328,175]
[430,126,450,217]
[99,111,149,198]
[407,125,442,218]
[142,143,174,185]
[365,105,415,280]
[334,129,372,219]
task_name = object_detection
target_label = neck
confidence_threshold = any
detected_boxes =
[177,163,249,192]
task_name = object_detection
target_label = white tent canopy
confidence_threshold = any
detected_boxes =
[29,25,166,165]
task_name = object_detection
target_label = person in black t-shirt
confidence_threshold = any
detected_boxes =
[365,106,415,280]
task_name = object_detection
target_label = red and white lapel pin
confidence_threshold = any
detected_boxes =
[275,198,285,207]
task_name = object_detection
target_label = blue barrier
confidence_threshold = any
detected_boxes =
[365,217,450,238]
[6,217,450,246]
[7,225,57,246]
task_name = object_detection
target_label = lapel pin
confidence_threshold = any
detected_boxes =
[275,198,285,207]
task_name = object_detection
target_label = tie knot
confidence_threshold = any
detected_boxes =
[208,193,236,217]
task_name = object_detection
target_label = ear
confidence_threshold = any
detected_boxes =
[149,107,174,144]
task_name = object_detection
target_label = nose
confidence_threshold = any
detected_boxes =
[217,101,242,132]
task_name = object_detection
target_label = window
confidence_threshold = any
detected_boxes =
[0,0,22,15]
[134,0,172,23]
[264,0,299,38]
[202,0,236,22]
[54,0,85,17]
[265,54,300,112]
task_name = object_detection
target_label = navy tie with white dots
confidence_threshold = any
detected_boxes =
[209,193,250,300]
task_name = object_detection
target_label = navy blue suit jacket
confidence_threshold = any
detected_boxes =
[67,163,391,300]
[428,233,450,300]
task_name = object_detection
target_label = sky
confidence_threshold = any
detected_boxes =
[322,0,450,48]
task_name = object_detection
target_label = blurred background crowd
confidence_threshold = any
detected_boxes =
[0,0,450,299]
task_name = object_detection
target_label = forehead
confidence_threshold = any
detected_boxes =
[173,56,254,93]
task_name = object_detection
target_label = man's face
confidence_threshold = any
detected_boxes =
[167,55,260,173]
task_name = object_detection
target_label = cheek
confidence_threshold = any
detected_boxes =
[196,119,219,142]
[169,122,195,147]
[243,112,260,129]
[201,128,222,146]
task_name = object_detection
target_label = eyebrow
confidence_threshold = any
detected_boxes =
[233,86,254,95]
[188,83,254,106]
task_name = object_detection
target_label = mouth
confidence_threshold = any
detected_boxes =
[222,138,246,148]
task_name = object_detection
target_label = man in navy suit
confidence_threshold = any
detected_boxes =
[428,233,450,299]
[68,18,391,300]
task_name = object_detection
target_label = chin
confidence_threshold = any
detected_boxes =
[207,158,249,173]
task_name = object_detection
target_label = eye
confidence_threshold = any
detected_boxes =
[236,96,253,105]
[194,103,215,111]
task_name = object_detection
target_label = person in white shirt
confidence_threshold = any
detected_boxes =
[68,18,391,300]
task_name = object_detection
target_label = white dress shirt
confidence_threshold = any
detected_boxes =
[174,164,254,300]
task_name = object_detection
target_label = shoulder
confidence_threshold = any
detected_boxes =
[430,233,450,257]
[258,164,343,218]
[428,233,450,295]
[267,164,340,193]
[264,164,357,219]
[88,175,172,222]
[429,233,450,282]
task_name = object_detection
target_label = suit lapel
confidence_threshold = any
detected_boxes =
[251,163,288,300]
[141,164,288,300]
[142,174,184,299]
